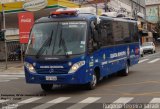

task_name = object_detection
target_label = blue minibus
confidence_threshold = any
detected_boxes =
[24,9,140,91]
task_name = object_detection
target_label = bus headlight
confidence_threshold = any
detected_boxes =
[24,62,36,73]
[68,61,85,74]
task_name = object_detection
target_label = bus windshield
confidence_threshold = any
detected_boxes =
[26,21,87,57]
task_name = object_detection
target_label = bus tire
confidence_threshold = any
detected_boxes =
[41,84,53,91]
[121,63,129,76]
[86,73,97,90]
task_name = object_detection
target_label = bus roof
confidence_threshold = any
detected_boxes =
[35,13,97,23]
[35,13,137,24]
[99,16,137,23]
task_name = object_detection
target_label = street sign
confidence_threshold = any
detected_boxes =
[18,12,34,44]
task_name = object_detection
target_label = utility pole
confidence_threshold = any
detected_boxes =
[104,0,108,12]
[78,0,82,8]
[95,0,98,15]
[2,4,7,69]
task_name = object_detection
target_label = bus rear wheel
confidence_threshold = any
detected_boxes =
[123,63,129,76]
[41,84,53,91]
[86,73,97,90]
[119,63,129,76]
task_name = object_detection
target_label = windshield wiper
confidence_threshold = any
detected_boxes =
[59,29,69,58]
[36,30,54,58]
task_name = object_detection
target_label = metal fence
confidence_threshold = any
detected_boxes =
[7,41,21,61]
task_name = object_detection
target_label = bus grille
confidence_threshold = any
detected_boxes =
[36,68,69,74]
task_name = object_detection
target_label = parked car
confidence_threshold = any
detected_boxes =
[140,46,144,57]
[142,42,156,54]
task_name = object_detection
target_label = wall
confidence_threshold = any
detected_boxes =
[146,0,160,23]
[146,5,159,23]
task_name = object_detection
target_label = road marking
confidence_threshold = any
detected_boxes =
[148,58,160,63]
[0,100,9,103]
[141,52,160,59]
[0,75,25,78]
[18,97,42,104]
[0,80,10,82]
[0,73,24,75]
[138,59,149,63]
[113,97,133,103]
[2,97,42,109]
[0,77,19,80]
[32,97,70,109]
[144,98,160,109]
[149,98,160,103]
[67,97,101,109]
[106,97,133,109]
[0,77,20,83]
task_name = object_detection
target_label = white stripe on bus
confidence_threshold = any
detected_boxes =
[109,57,127,63]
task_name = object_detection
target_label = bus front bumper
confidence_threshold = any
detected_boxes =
[25,70,90,85]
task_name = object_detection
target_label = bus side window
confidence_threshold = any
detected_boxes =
[122,22,131,43]
[113,21,131,44]
[100,20,114,46]
[130,23,138,42]
[133,23,139,42]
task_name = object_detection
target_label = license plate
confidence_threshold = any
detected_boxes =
[46,76,57,81]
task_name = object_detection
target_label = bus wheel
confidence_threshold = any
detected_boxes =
[41,84,53,91]
[86,73,97,90]
[121,63,129,76]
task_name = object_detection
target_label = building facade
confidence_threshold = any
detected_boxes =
[70,0,146,19]
[146,0,160,23]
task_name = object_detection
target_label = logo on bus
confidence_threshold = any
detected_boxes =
[49,69,54,73]
[135,48,139,55]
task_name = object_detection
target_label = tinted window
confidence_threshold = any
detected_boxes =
[99,19,138,46]
[113,21,131,44]
[100,20,114,46]
[133,23,139,42]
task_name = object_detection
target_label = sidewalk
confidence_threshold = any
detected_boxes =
[0,61,24,74]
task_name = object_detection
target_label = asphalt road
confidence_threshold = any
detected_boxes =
[0,52,160,109]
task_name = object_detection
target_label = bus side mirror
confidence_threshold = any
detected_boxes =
[91,22,100,42]
[93,30,100,42]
